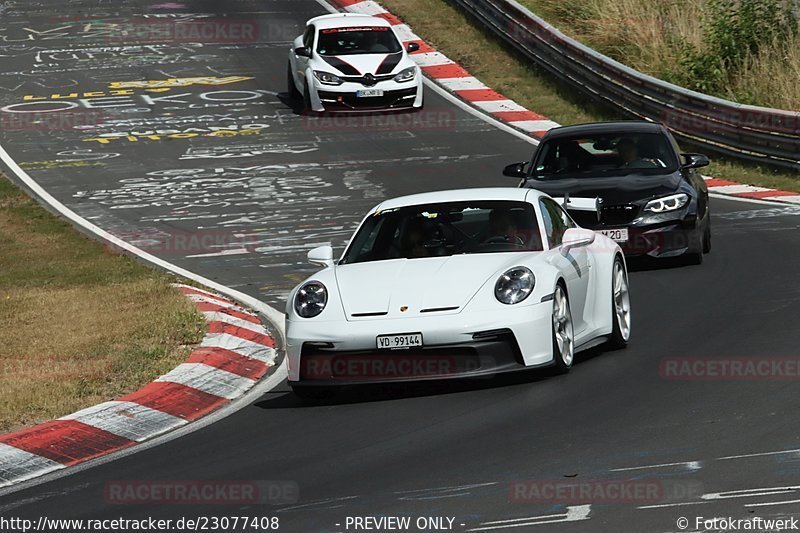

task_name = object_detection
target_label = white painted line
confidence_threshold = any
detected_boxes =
[200,332,277,364]
[60,401,186,442]
[745,497,800,508]
[156,363,255,399]
[718,448,800,461]
[637,500,709,510]
[0,444,65,489]
[507,119,561,132]
[466,505,591,531]
[701,486,799,500]
[473,99,530,113]
[203,311,269,335]
[437,76,487,91]
[764,195,800,204]
[611,460,702,472]
[186,248,250,258]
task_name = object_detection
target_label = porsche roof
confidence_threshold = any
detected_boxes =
[374,187,543,211]
[542,120,665,139]
[307,14,393,31]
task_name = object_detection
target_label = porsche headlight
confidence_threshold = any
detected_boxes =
[393,66,416,83]
[313,70,344,86]
[644,193,689,213]
[294,281,327,318]
[495,267,535,305]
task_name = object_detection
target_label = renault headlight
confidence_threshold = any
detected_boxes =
[495,267,535,305]
[393,66,416,83]
[644,193,689,213]
[313,70,343,86]
[294,281,327,318]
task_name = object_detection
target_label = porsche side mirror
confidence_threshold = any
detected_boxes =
[681,153,710,169]
[561,228,595,253]
[503,162,527,178]
[406,42,420,53]
[308,245,334,267]
[295,46,311,58]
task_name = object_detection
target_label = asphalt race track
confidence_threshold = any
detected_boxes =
[2,1,800,531]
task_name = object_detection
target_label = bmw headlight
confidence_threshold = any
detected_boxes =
[294,281,327,318]
[644,193,689,213]
[495,267,535,305]
[313,70,344,86]
[393,66,417,83]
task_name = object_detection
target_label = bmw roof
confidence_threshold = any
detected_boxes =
[542,120,666,139]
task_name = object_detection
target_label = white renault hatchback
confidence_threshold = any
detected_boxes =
[288,13,424,112]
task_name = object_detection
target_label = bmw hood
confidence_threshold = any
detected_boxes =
[318,52,407,76]
[334,254,524,320]
[528,172,683,205]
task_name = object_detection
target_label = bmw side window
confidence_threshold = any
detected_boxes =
[539,199,567,247]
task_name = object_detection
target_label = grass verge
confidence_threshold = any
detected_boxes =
[0,175,206,433]
[380,0,800,192]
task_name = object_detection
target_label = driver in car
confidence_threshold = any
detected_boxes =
[484,209,525,245]
[617,137,659,169]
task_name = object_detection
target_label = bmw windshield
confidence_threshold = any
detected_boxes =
[340,201,543,265]
[531,132,679,179]
[317,26,402,55]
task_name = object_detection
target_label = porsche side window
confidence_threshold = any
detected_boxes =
[539,198,568,247]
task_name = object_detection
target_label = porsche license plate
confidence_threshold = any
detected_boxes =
[357,89,384,97]
[600,228,629,243]
[377,333,423,350]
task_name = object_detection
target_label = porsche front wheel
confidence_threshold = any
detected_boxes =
[551,283,574,373]
[607,256,631,349]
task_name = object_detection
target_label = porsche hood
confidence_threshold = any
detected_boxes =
[333,254,532,320]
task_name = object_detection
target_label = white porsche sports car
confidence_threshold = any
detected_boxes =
[287,13,424,112]
[286,188,631,397]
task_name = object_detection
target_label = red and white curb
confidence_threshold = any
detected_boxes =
[329,0,800,203]
[0,284,279,489]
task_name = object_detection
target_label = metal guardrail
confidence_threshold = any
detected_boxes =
[450,0,800,170]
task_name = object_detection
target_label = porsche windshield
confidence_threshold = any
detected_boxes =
[531,132,679,179]
[317,26,402,55]
[340,200,543,265]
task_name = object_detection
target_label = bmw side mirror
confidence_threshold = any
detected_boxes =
[503,162,527,178]
[295,46,311,58]
[681,153,710,169]
[308,245,334,268]
[406,42,420,53]
[561,228,595,253]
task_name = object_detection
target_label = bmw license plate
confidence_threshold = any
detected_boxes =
[357,89,384,97]
[377,333,423,350]
[600,228,629,243]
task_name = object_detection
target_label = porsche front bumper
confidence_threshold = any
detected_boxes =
[286,301,554,385]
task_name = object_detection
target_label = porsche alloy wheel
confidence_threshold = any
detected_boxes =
[552,284,574,372]
[608,257,631,348]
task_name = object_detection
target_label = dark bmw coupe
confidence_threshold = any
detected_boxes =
[503,121,711,263]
